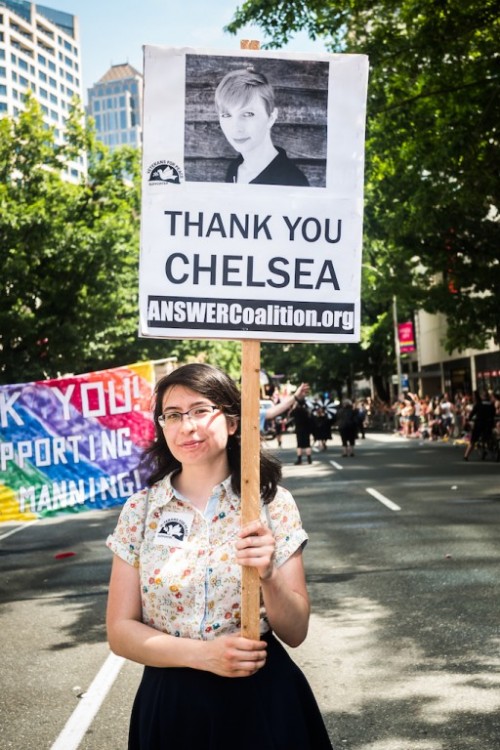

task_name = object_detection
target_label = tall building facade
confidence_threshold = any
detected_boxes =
[0,0,84,179]
[87,63,142,151]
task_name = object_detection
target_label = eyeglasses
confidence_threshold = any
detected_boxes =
[158,404,219,428]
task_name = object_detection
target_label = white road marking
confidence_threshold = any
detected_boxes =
[366,487,401,512]
[329,461,343,470]
[50,652,125,750]
[0,521,37,541]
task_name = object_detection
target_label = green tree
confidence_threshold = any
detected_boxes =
[226,0,500,353]
[0,95,168,383]
[261,339,368,398]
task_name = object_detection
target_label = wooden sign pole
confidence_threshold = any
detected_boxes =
[239,40,262,642]
[240,339,262,640]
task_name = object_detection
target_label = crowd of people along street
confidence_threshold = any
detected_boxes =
[260,385,500,463]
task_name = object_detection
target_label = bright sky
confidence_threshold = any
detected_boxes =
[48,0,327,97]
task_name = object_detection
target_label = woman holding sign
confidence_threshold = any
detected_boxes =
[215,67,310,187]
[106,363,332,749]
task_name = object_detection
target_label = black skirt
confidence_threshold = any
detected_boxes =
[128,632,333,750]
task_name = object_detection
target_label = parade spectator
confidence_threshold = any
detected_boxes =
[292,396,314,465]
[429,396,443,440]
[439,394,454,438]
[355,400,367,439]
[336,399,358,457]
[463,390,496,460]
[106,363,333,749]
[259,382,309,435]
[453,392,466,438]
[400,395,416,437]
[311,406,332,451]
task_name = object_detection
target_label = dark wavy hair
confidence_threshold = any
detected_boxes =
[141,363,281,503]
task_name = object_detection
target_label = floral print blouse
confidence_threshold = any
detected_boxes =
[106,473,308,640]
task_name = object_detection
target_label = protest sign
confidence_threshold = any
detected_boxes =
[139,45,368,343]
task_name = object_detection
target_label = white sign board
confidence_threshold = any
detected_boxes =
[139,46,368,343]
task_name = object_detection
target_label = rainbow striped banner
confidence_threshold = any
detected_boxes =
[0,362,155,522]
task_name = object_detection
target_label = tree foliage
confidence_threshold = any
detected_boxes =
[0,96,205,384]
[227,0,500,353]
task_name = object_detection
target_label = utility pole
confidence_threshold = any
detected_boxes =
[392,295,402,399]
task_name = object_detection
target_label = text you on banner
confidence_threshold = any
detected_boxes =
[0,362,155,522]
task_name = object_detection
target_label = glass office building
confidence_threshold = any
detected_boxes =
[0,0,85,179]
[87,63,143,151]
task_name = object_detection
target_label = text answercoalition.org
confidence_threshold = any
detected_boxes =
[147,296,355,334]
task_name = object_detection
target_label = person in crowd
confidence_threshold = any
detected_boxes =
[215,67,310,187]
[439,393,454,438]
[106,363,332,749]
[429,396,443,440]
[400,394,416,437]
[355,399,368,439]
[418,395,432,439]
[463,390,496,460]
[292,395,314,464]
[453,391,466,438]
[311,405,332,451]
[260,382,309,436]
[336,398,358,457]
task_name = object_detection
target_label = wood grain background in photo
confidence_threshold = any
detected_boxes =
[183,54,329,187]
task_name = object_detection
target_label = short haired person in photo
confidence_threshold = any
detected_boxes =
[106,363,333,749]
[215,67,310,187]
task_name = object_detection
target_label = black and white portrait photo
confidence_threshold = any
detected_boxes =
[183,54,329,188]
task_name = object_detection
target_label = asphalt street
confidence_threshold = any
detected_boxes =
[0,431,499,750]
